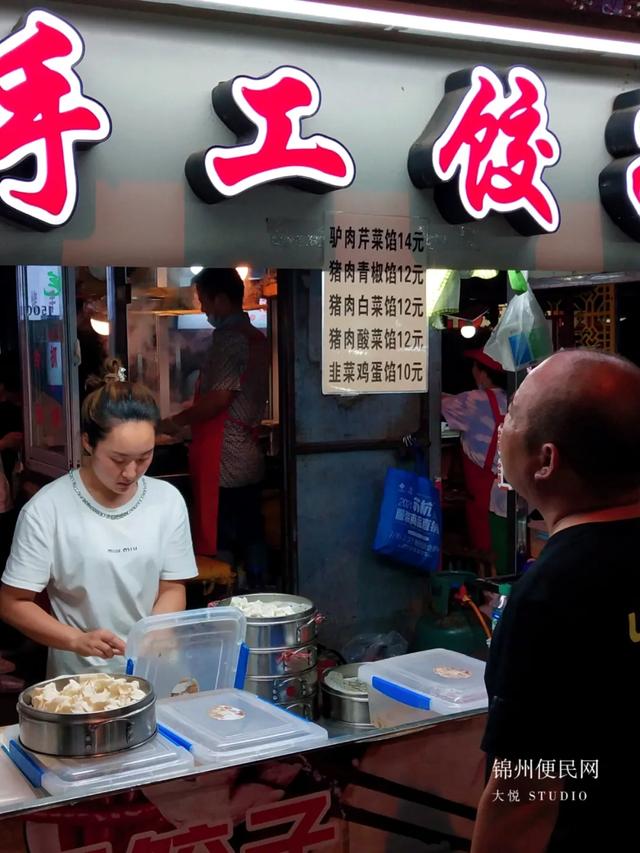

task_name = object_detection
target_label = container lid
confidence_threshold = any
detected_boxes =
[7,727,194,796]
[157,688,328,766]
[125,607,248,699]
[360,649,487,715]
[0,744,40,809]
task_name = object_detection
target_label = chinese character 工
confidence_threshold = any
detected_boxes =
[186,66,355,203]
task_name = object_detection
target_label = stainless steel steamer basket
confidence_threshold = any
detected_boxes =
[219,594,321,647]
[245,644,318,677]
[243,666,318,704]
[321,664,372,727]
[281,695,319,721]
[17,675,156,757]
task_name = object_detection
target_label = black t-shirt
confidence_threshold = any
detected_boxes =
[482,519,640,851]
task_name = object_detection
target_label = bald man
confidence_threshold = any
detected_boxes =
[471,350,640,853]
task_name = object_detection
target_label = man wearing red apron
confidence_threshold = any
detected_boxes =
[442,350,507,570]
[160,269,269,584]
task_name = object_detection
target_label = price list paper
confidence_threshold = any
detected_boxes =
[322,216,428,395]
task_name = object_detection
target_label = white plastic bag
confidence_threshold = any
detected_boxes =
[483,288,553,372]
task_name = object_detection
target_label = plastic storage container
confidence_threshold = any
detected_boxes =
[360,649,487,728]
[126,607,248,699]
[156,687,328,766]
[0,745,40,811]
[6,725,194,796]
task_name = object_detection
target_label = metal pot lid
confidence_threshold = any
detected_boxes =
[322,664,369,698]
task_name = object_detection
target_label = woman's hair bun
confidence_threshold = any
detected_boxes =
[85,357,126,392]
[81,357,159,448]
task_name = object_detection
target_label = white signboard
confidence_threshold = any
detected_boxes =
[322,215,428,395]
[26,266,62,320]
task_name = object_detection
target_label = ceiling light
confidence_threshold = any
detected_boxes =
[190,266,203,275]
[90,317,110,336]
[140,0,640,59]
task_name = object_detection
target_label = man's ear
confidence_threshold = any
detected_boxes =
[534,443,559,482]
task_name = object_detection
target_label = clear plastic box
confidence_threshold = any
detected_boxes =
[126,606,247,699]
[0,744,40,810]
[6,726,194,797]
[360,649,488,728]
[156,687,328,766]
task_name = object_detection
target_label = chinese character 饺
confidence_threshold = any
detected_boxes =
[432,66,560,233]
[409,65,561,236]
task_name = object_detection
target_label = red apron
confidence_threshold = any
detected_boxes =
[462,389,504,553]
[188,323,265,556]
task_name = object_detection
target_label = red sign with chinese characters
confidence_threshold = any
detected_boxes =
[0,9,111,230]
[408,65,561,236]
[185,66,355,203]
[599,89,640,241]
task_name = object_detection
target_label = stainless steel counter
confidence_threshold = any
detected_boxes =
[0,709,486,820]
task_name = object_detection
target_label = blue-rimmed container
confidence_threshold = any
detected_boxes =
[360,649,487,728]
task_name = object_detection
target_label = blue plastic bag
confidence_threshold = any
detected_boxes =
[373,467,441,571]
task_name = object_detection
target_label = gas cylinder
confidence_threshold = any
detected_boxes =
[413,571,488,657]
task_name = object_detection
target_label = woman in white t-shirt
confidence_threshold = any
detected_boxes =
[0,360,198,677]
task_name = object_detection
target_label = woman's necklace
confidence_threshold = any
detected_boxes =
[69,470,147,520]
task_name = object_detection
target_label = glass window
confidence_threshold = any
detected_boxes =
[18,266,80,476]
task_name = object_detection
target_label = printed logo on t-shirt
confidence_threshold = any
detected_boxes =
[629,612,640,643]
[107,546,139,554]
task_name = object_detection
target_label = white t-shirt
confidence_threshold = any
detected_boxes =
[2,470,198,677]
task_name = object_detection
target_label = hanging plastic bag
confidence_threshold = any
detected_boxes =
[483,286,553,372]
[341,631,409,663]
[373,455,441,571]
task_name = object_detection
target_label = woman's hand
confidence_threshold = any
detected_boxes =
[70,629,126,659]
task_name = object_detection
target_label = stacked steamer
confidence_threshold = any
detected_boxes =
[223,594,321,719]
